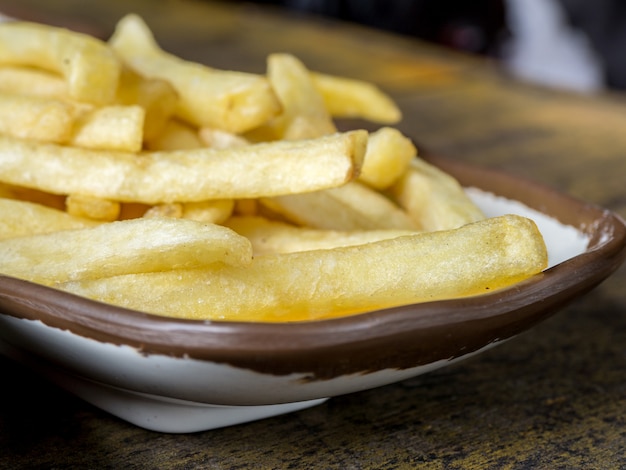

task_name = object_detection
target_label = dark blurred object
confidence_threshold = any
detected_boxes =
[248,0,508,56]
[556,0,626,89]
[240,0,626,92]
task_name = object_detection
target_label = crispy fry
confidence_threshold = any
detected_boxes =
[391,158,485,231]
[261,181,416,230]
[143,203,183,219]
[0,92,75,143]
[0,197,98,240]
[65,193,121,221]
[115,67,178,141]
[0,131,366,204]
[224,216,415,254]
[182,199,235,224]
[144,119,203,150]
[256,53,336,141]
[0,217,253,285]
[109,14,280,133]
[0,21,120,104]
[358,127,416,190]
[60,215,548,322]
[198,128,248,149]
[311,71,402,124]
[70,104,145,152]
[0,65,67,98]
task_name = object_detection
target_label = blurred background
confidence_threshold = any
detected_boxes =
[235,0,625,93]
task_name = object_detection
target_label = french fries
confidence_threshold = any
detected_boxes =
[69,104,145,152]
[182,199,235,224]
[224,216,415,254]
[311,72,402,124]
[65,194,121,221]
[145,119,203,150]
[0,131,366,203]
[0,65,67,98]
[115,67,178,142]
[358,127,416,190]
[391,158,486,231]
[61,215,548,322]
[108,14,281,133]
[261,181,417,230]
[0,15,548,323]
[0,198,98,240]
[0,21,120,104]
[0,217,252,285]
[0,92,75,143]
[260,53,337,141]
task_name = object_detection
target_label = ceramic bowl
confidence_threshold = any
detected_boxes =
[1,155,625,433]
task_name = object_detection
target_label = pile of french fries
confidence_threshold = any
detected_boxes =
[0,14,548,322]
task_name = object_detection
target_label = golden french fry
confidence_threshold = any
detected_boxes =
[0,65,67,98]
[0,21,120,104]
[311,71,402,124]
[0,92,75,143]
[70,105,145,152]
[182,199,235,224]
[0,131,366,204]
[109,14,280,133]
[198,128,249,149]
[0,217,253,285]
[0,197,98,240]
[143,203,183,219]
[261,181,416,230]
[115,67,178,141]
[144,119,203,150]
[257,53,336,141]
[61,215,548,322]
[225,216,415,254]
[391,158,486,232]
[358,127,416,190]
[66,194,121,221]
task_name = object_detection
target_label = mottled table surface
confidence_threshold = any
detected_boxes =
[0,0,624,468]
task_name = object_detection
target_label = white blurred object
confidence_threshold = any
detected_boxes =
[503,0,604,92]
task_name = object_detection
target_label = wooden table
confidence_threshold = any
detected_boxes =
[0,1,625,468]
